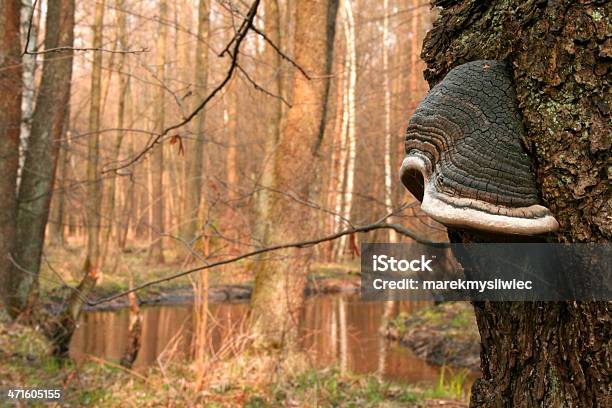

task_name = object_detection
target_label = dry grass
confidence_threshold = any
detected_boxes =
[1,308,467,407]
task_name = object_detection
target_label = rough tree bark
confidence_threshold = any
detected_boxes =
[421,1,611,406]
[12,0,75,315]
[0,0,22,315]
[249,0,338,350]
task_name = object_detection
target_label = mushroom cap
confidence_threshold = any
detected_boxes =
[400,60,559,235]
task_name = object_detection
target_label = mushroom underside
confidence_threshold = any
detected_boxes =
[401,156,559,235]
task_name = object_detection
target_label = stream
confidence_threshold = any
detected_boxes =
[70,294,461,388]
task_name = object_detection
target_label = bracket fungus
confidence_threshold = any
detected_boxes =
[400,60,559,235]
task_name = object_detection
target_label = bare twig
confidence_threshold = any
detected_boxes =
[22,0,39,56]
[25,46,149,55]
[103,0,262,174]
[21,0,147,56]
[86,206,436,306]
[251,25,310,80]
[235,60,291,107]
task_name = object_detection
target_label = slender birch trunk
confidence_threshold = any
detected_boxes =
[332,32,349,260]
[335,0,356,260]
[382,0,396,242]
[18,0,37,187]
[326,55,345,260]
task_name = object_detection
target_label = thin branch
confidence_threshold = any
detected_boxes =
[22,0,39,56]
[8,254,90,305]
[235,60,291,107]
[251,25,311,80]
[86,207,437,306]
[21,0,147,56]
[25,46,149,55]
[103,0,262,174]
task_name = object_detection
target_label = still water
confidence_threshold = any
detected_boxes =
[70,295,449,387]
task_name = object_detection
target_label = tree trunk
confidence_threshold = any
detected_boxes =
[101,0,130,262]
[335,0,357,259]
[11,0,75,315]
[324,52,345,261]
[382,0,396,243]
[148,0,168,264]
[421,1,611,406]
[0,0,22,316]
[254,0,282,245]
[225,87,238,203]
[249,0,338,350]
[182,0,210,243]
[332,44,348,257]
[48,112,70,247]
[408,0,420,110]
[18,0,38,186]
[84,0,105,278]
[119,136,135,250]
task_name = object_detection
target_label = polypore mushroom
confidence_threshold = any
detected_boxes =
[400,60,559,235]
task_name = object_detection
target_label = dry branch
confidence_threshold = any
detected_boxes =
[103,0,262,174]
[86,205,436,306]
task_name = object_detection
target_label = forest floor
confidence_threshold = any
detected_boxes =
[385,302,480,371]
[1,311,468,407]
[39,244,361,311]
[12,244,473,405]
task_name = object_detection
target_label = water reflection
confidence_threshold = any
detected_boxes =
[71,295,448,386]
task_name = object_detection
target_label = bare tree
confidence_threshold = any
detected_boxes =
[101,0,131,259]
[84,0,106,277]
[254,0,282,245]
[12,0,76,314]
[382,0,396,243]
[148,0,169,264]
[0,0,22,316]
[334,0,357,259]
[249,0,339,350]
[183,0,211,242]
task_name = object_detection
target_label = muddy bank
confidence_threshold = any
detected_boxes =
[385,302,480,371]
